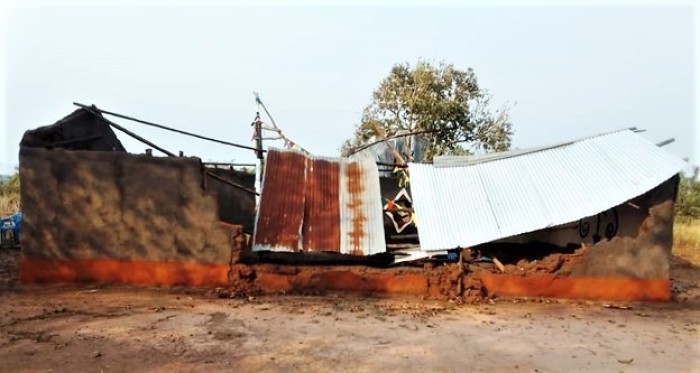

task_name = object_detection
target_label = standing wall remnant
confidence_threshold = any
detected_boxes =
[19,147,246,287]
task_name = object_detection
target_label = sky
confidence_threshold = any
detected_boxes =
[0,1,697,174]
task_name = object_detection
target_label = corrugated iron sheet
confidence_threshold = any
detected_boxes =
[409,130,686,251]
[303,158,341,252]
[254,149,386,255]
[253,150,307,252]
[339,154,386,255]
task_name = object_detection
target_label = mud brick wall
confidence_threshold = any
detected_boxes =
[569,176,678,279]
[18,147,252,286]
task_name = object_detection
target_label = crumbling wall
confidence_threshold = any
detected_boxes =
[19,147,245,286]
[224,252,670,302]
[569,177,677,279]
[223,175,679,302]
[493,176,679,279]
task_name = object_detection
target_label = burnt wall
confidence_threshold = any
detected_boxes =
[20,108,125,151]
[19,147,242,265]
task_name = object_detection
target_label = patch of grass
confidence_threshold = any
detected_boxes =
[673,219,700,266]
[0,171,20,216]
[0,192,20,217]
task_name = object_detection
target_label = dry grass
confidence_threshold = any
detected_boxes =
[0,192,20,217]
[1,172,21,217]
[673,219,700,266]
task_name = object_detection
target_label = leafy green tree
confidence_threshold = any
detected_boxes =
[341,60,513,160]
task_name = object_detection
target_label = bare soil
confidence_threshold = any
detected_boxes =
[1,249,699,373]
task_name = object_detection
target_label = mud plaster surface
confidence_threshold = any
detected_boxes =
[571,200,676,279]
[19,148,233,264]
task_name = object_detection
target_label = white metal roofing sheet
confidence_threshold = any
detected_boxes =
[409,130,686,251]
[339,153,387,255]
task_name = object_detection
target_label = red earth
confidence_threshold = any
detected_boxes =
[1,249,699,372]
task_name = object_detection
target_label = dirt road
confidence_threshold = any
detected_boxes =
[1,250,699,372]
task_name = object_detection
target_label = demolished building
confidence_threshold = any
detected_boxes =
[17,105,687,301]
[408,130,683,299]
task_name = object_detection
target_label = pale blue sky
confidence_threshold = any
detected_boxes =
[1,3,696,174]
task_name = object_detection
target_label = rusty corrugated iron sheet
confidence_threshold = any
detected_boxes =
[253,149,386,255]
[303,158,341,252]
[253,150,307,252]
[339,154,386,256]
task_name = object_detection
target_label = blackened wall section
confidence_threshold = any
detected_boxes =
[20,109,125,151]
[206,168,255,233]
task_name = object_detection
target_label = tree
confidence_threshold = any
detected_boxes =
[341,60,513,160]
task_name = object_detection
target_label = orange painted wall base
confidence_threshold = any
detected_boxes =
[20,258,672,301]
[478,273,671,301]
[20,258,230,288]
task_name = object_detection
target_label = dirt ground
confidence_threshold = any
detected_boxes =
[1,250,699,373]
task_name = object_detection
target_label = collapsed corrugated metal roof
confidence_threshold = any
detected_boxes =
[409,129,686,251]
[253,149,386,255]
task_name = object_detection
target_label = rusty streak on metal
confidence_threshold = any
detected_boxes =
[303,158,341,252]
[253,150,307,251]
[345,162,366,255]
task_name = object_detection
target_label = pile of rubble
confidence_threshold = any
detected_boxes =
[223,242,592,304]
